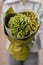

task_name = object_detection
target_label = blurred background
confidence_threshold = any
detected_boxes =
[0,0,43,65]
[0,0,9,65]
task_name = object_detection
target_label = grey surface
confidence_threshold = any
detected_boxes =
[30,34,41,52]
[8,53,38,65]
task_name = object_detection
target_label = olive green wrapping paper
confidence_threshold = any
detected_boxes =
[7,35,34,60]
[4,27,35,60]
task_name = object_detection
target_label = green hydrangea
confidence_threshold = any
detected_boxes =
[8,12,38,38]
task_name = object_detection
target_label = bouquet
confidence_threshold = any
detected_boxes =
[4,7,40,60]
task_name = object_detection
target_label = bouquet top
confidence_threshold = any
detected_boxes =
[8,11,39,38]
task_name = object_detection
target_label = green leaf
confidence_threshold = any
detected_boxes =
[6,7,14,14]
